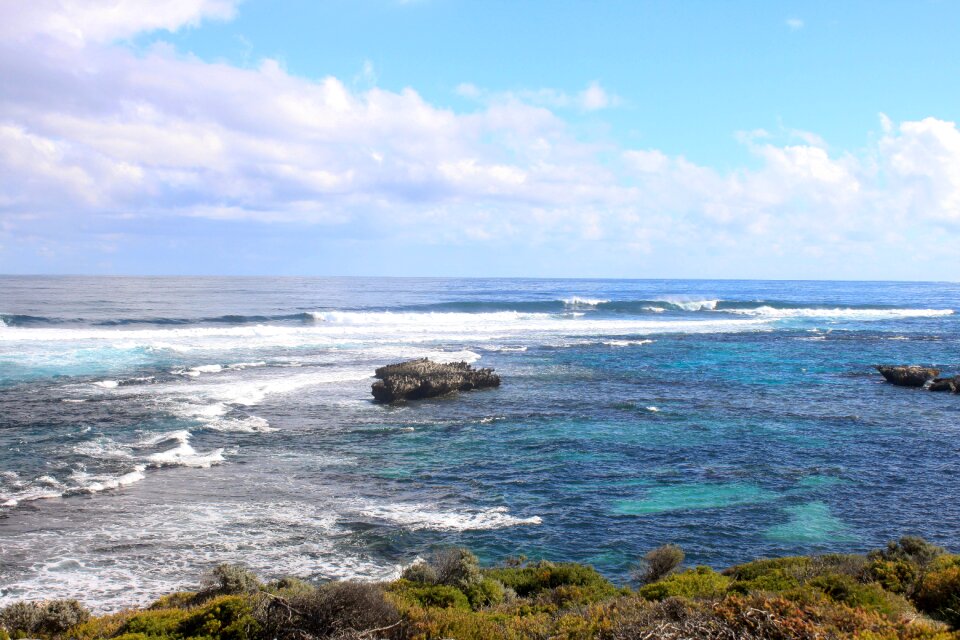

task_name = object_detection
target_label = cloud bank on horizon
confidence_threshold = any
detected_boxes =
[1,0,959,278]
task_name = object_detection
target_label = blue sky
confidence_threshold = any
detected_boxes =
[1,0,959,278]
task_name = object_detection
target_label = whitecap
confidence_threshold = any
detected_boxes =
[655,298,719,311]
[70,465,147,494]
[726,306,954,320]
[204,415,277,433]
[93,380,119,389]
[561,296,609,308]
[603,339,654,347]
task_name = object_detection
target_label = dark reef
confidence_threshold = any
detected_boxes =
[875,365,941,387]
[371,359,500,403]
[876,365,960,394]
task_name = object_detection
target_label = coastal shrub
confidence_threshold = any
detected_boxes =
[149,593,197,610]
[120,607,190,637]
[431,548,483,589]
[260,581,401,640]
[638,566,731,601]
[390,581,471,610]
[179,596,259,640]
[729,568,802,595]
[808,574,910,618]
[401,561,439,585]
[68,611,136,640]
[913,556,960,628]
[263,577,315,598]
[200,564,262,598]
[486,561,618,601]
[871,537,947,569]
[0,599,90,637]
[0,602,42,637]
[810,553,870,580]
[463,577,506,609]
[633,543,685,585]
[867,558,919,594]
[39,599,91,634]
[724,556,813,582]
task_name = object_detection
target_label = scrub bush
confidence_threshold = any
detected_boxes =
[390,582,471,610]
[633,543,685,585]
[260,580,401,640]
[638,566,731,601]
[486,561,618,601]
[200,564,262,598]
[400,561,438,585]
[913,556,960,628]
[808,574,911,618]
[0,599,90,637]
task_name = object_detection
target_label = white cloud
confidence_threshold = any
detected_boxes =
[2,1,960,276]
[457,81,621,112]
[0,0,238,44]
[786,17,804,30]
[578,81,613,111]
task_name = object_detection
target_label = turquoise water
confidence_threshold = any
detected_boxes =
[1,276,959,609]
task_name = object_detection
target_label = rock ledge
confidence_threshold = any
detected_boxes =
[371,359,500,403]
[875,365,940,388]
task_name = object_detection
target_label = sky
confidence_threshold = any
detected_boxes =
[1,0,959,279]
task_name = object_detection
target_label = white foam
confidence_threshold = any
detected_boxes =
[355,502,542,531]
[0,499,398,613]
[204,415,277,433]
[226,361,267,370]
[642,306,666,313]
[603,339,655,347]
[655,298,719,311]
[73,438,134,460]
[561,297,609,307]
[70,465,147,494]
[192,364,223,374]
[93,380,119,389]
[0,311,770,359]
[646,406,660,412]
[147,442,224,468]
[725,306,954,320]
[139,429,193,447]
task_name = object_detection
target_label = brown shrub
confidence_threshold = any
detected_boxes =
[634,544,685,585]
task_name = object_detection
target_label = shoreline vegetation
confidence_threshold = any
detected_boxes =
[3,537,960,640]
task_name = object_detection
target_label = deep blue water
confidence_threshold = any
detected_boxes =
[1,276,959,609]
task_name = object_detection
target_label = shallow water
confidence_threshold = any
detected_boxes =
[1,276,959,610]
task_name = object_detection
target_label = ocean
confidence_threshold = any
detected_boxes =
[1,276,958,611]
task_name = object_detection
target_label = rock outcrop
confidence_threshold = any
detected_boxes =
[371,359,500,403]
[875,365,940,388]
[929,376,960,393]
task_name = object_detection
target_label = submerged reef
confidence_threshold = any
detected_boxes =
[4,537,960,640]
[371,359,500,403]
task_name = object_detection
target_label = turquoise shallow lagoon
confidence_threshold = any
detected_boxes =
[766,502,857,544]
[1,276,959,609]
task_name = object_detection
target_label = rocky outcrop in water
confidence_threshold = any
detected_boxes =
[876,365,960,394]
[371,359,501,403]
[875,365,940,388]
[929,376,960,393]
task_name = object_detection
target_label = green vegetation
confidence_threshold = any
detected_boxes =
[4,537,960,639]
